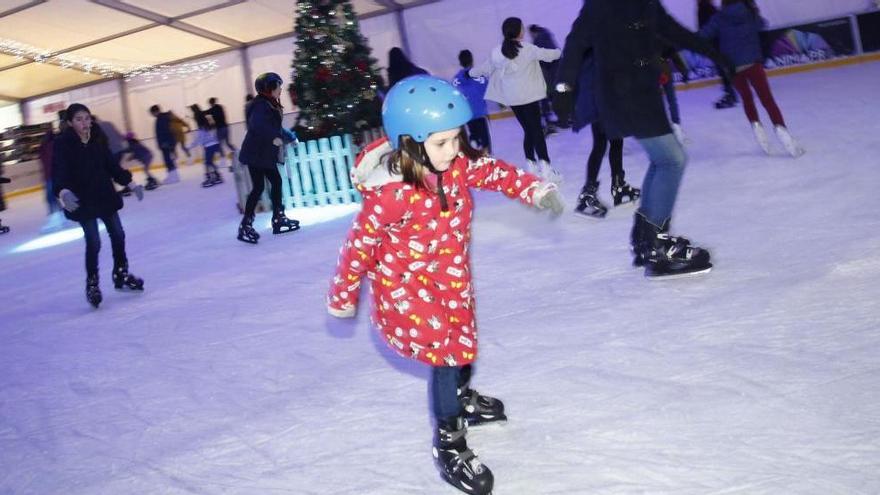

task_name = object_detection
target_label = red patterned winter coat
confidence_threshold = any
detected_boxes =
[327,137,555,367]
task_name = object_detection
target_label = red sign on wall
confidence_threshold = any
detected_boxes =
[42,102,66,114]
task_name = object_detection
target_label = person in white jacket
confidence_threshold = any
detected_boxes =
[472,16,563,183]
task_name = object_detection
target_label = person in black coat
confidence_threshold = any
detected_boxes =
[237,72,299,244]
[386,47,429,89]
[556,0,733,278]
[53,103,145,307]
[698,0,738,108]
[208,97,236,156]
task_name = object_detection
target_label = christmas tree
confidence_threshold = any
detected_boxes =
[292,0,384,141]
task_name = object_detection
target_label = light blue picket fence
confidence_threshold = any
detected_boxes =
[279,128,385,209]
[280,134,361,208]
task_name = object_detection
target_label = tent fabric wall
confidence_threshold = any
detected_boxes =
[14,0,876,137]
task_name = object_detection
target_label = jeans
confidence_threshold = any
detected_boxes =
[510,101,550,162]
[160,145,177,172]
[662,80,681,125]
[79,212,127,277]
[431,365,463,420]
[636,133,687,227]
[204,144,220,174]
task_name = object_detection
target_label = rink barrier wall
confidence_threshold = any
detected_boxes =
[3,51,880,203]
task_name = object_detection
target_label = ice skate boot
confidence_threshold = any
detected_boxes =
[611,175,640,207]
[526,159,540,176]
[0,219,9,234]
[144,176,160,190]
[201,173,217,188]
[272,210,300,235]
[433,416,494,495]
[238,215,260,244]
[574,181,608,219]
[752,122,771,155]
[119,185,132,196]
[458,365,507,427]
[631,212,712,278]
[714,92,737,109]
[210,171,224,185]
[86,274,102,308]
[163,169,180,185]
[113,263,144,291]
[539,159,563,184]
[774,125,805,158]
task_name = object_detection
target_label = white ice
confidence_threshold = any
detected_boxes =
[1,62,879,494]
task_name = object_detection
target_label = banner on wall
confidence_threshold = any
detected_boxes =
[674,16,856,82]
[857,11,880,53]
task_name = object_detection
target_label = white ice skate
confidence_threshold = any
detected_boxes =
[774,125,805,158]
[671,123,688,146]
[539,160,563,184]
[163,169,181,185]
[526,159,540,176]
[751,122,771,155]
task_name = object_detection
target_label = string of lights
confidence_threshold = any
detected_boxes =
[0,37,219,82]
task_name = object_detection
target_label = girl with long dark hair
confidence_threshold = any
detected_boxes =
[237,72,300,244]
[473,16,563,183]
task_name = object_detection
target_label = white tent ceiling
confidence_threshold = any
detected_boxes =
[0,0,436,103]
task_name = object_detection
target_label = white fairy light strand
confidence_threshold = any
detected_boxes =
[0,37,219,81]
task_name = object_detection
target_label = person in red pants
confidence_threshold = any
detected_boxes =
[700,0,804,157]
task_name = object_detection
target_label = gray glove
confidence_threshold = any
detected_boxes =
[539,188,565,217]
[128,182,144,201]
[58,189,80,212]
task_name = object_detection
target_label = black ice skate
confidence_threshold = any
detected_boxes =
[201,173,217,188]
[714,92,738,109]
[272,210,300,235]
[433,416,494,495]
[210,171,224,185]
[86,274,102,308]
[458,365,506,427]
[113,264,144,291]
[119,185,133,196]
[631,212,711,278]
[0,220,9,234]
[611,175,640,207]
[144,177,160,190]
[574,181,608,219]
[238,215,260,244]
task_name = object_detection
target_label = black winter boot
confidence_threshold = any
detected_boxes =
[433,416,494,495]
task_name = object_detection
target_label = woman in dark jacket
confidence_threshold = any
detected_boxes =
[700,0,804,157]
[237,72,299,244]
[53,103,145,307]
[556,0,733,278]
[571,55,640,219]
[386,47,429,89]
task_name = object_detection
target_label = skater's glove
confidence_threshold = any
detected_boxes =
[552,83,574,129]
[534,183,564,217]
[128,182,144,201]
[58,189,80,212]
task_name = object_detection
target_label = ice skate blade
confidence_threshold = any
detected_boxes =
[573,210,606,220]
[237,236,259,244]
[466,417,508,429]
[272,225,301,235]
[645,264,712,280]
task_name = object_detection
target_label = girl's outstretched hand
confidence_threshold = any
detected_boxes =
[535,183,564,217]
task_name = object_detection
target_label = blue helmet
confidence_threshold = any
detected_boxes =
[382,75,473,149]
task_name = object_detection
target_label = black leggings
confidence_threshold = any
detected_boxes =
[510,101,549,162]
[244,166,283,217]
[585,122,624,187]
[465,117,492,153]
